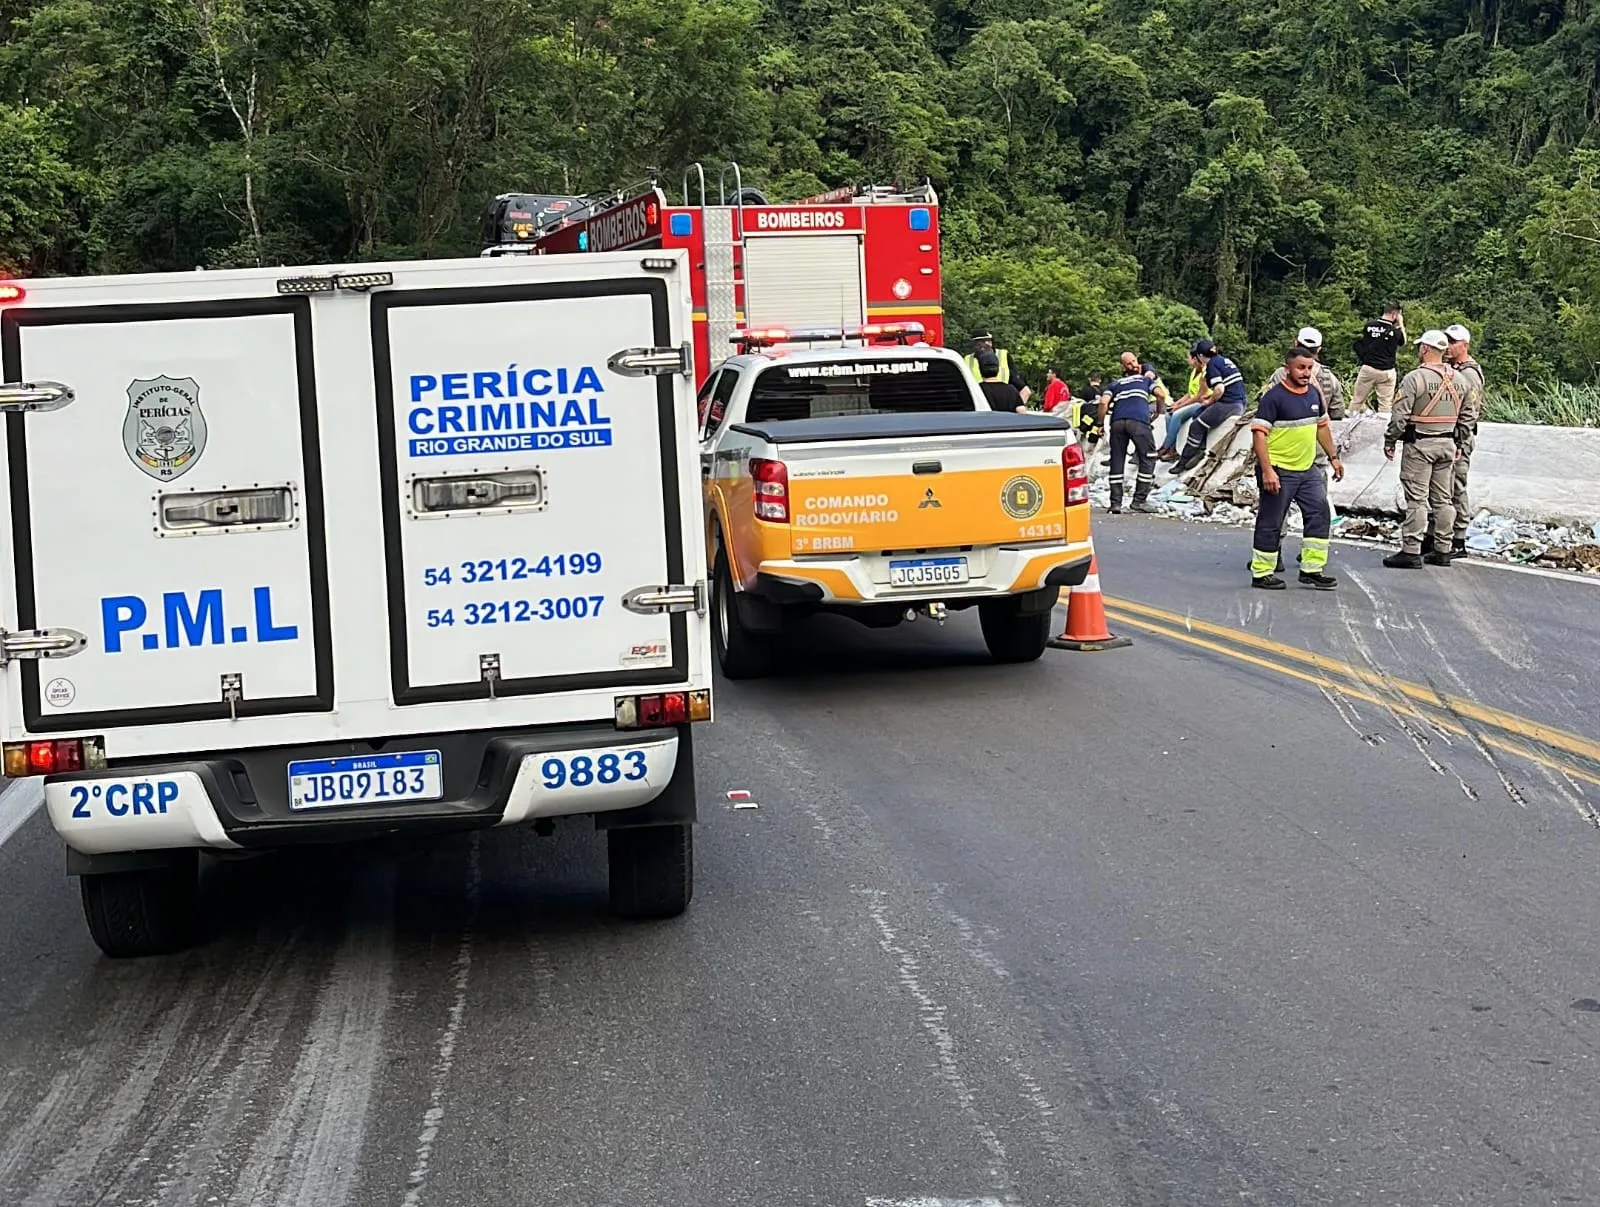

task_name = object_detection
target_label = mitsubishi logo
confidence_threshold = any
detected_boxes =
[918,488,941,509]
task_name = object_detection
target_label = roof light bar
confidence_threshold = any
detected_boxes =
[730,322,926,350]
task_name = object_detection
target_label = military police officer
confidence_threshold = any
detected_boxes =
[1383,330,1477,569]
[1424,323,1485,559]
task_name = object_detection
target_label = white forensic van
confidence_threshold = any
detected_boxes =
[0,251,711,957]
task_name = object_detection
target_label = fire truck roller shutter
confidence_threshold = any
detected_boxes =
[741,235,865,331]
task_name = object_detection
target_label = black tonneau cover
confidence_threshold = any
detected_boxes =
[729,411,1069,445]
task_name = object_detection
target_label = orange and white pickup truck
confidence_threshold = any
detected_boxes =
[697,326,1093,677]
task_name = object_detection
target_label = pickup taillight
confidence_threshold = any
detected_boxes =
[750,457,789,523]
[1063,441,1089,505]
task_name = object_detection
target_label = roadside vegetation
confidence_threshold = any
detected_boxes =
[1,0,1599,411]
[1481,383,1600,428]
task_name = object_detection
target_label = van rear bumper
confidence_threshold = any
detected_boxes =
[43,725,695,864]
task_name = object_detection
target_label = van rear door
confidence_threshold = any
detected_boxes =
[371,268,695,703]
[2,288,330,735]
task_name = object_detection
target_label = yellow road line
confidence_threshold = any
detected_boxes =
[1103,596,1600,765]
[1101,608,1600,790]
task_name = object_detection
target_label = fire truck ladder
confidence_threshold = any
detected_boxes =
[683,161,769,359]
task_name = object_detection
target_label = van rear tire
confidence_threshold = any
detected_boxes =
[979,600,1053,663]
[80,855,200,958]
[608,823,693,919]
[712,548,774,680]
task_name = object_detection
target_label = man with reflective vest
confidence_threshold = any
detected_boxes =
[1097,352,1158,514]
[1170,338,1247,475]
[1256,327,1346,573]
[1425,323,1485,559]
[1248,346,1344,590]
[965,330,1031,406]
[1382,330,1478,569]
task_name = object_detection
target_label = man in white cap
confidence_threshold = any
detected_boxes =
[1266,327,1344,419]
[1428,323,1485,558]
[1382,330,1475,569]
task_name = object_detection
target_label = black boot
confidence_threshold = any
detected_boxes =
[1420,535,1436,556]
[1384,551,1424,569]
[1251,574,1287,590]
[1107,491,1123,515]
[1423,551,1454,567]
[1451,540,1468,558]
[1299,570,1338,590]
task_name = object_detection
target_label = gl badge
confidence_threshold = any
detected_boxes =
[124,376,207,481]
[1000,474,1044,520]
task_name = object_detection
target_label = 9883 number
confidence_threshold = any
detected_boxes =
[541,750,648,789]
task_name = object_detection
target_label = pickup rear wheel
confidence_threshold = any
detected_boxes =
[979,599,1053,664]
[80,855,200,958]
[712,547,775,679]
[608,823,693,919]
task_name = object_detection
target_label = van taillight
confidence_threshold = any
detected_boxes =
[3,736,106,777]
[1063,441,1089,505]
[614,690,713,729]
[750,458,789,523]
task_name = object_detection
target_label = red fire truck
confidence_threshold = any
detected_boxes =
[481,163,943,388]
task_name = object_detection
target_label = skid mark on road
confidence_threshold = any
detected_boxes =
[0,777,43,849]
[228,866,398,1207]
[7,991,197,1207]
[402,833,480,1207]
[862,888,1016,1203]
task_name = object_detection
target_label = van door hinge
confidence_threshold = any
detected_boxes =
[0,381,75,414]
[607,344,693,379]
[0,627,87,667]
[622,582,706,616]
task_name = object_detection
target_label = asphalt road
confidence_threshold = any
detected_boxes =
[2,516,1599,1206]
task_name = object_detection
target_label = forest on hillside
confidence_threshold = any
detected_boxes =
[2,0,1599,404]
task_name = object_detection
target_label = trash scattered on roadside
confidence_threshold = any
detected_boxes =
[726,789,759,809]
[1087,450,1599,572]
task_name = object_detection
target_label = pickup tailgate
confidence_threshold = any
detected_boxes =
[734,412,1069,555]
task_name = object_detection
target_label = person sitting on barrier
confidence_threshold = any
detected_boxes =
[1248,346,1345,591]
[1170,338,1248,475]
[1157,354,1208,462]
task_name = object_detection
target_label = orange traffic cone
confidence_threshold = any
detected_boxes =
[1048,545,1132,651]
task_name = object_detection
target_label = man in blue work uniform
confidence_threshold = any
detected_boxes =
[1097,352,1157,514]
[1248,347,1345,590]
[1170,338,1247,475]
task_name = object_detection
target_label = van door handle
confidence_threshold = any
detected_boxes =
[160,487,294,530]
[912,460,943,475]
